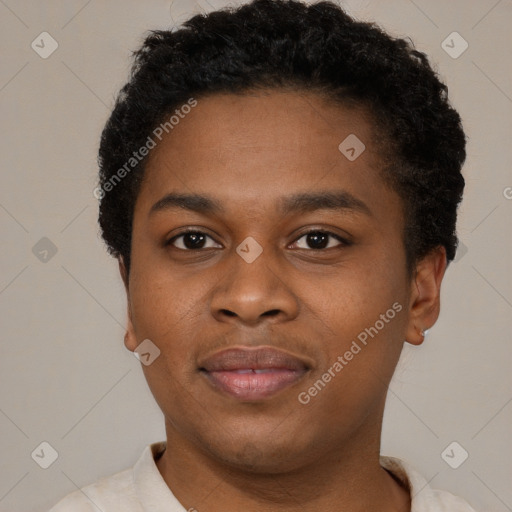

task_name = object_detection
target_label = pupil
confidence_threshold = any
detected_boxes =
[185,233,205,249]
[308,232,327,249]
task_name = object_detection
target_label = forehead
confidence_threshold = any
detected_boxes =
[136,89,396,219]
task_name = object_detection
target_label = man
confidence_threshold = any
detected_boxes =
[50,0,477,510]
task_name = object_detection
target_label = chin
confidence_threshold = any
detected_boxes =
[198,428,318,474]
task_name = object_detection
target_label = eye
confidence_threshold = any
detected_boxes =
[166,230,222,250]
[291,230,350,250]
[166,228,350,251]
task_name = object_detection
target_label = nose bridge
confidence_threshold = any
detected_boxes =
[210,237,298,324]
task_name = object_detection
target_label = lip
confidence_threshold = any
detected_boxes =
[199,346,310,401]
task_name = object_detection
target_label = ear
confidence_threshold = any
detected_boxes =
[119,256,138,352]
[118,255,129,292]
[405,246,447,345]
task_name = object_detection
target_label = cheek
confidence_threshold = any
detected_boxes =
[308,253,408,388]
[320,251,407,329]
[301,286,406,430]
[129,272,204,413]
[128,263,203,353]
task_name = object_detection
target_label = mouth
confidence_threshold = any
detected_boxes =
[199,346,310,401]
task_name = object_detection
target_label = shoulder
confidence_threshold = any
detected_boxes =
[380,456,478,512]
[426,487,479,511]
[47,467,140,512]
[47,442,169,512]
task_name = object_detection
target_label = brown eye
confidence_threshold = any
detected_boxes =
[167,231,221,250]
[293,230,349,250]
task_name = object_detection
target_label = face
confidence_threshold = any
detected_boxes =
[121,89,445,473]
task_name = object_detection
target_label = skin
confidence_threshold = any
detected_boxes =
[119,89,447,512]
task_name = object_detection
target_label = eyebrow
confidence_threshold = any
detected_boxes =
[149,190,372,217]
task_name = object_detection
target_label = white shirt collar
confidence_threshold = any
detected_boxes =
[130,442,477,512]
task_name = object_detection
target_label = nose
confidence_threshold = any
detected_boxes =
[210,247,299,326]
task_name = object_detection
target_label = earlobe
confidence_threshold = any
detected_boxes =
[124,319,138,352]
[405,246,447,345]
[407,325,426,346]
[123,300,139,352]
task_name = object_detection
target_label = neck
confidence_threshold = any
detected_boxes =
[156,416,410,512]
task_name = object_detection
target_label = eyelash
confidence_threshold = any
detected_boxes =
[165,228,351,251]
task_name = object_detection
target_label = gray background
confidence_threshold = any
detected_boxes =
[0,0,511,511]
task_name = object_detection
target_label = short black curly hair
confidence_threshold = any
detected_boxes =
[97,0,466,277]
